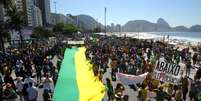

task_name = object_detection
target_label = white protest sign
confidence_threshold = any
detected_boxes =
[153,60,183,84]
[67,41,84,45]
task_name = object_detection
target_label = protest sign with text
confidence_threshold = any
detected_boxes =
[153,60,183,84]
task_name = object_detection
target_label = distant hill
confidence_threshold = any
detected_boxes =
[51,14,104,32]
[189,25,201,32]
[157,18,170,27]
[77,15,103,31]
[122,18,172,32]
[123,20,155,32]
[121,18,201,32]
[53,13,201,32]
[65,14,104,32]
[156,18,171,31]
[173,26,189,32]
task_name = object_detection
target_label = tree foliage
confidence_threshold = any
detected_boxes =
[31,26,54,39]
[63,24,79,34]
[3,1,25,47]
[52,23,79,35]
[6,6,25,32]
[93,27,101,33]
[0,0,24,51]
[53,23,64,34]
[0,0,13,9]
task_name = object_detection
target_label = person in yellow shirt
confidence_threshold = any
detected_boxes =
[138,83,148,101]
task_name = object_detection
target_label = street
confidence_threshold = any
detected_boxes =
[11,55,198,101]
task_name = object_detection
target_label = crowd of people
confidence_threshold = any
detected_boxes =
[0,39,65,101]
[0,34,201,101]
[84,35,201,101]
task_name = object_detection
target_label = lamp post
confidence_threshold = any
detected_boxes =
[54,1,57,13]
[77,16,78,28]
[104,7,106,36]
[54,1,57,24]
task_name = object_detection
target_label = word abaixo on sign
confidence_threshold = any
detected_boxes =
[153,61,182,84]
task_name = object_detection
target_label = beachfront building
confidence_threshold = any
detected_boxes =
[36,0,51,26]
[14,0,43,27]
[33,6,43,26]
[116,24,122,32]
[20,0,34,27]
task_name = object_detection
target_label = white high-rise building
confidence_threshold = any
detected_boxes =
[16,0,43,27]
[44,0,51,24]
[33,6,42,26]
[27,0,35,26]
[37,0,51,26]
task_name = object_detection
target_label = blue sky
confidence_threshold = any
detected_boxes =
[50,0,201,27]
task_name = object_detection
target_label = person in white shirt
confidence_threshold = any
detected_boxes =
[27,82,38,101]
[24,76,35,86]
[15,77,23,101]
[16,77,23,92]
[42,74,54,93]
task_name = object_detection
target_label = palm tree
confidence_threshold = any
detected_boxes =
[0,0,13,10]
[0,0,25,50]
[0,0,12,52]
[6,5,25,47]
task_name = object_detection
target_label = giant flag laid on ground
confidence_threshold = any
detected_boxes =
[53,47,105,101]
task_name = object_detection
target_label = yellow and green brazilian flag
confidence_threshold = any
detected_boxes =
[53,47,105,101]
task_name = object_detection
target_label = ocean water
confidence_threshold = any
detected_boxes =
[96,32,201,43]
[149,32,201,42]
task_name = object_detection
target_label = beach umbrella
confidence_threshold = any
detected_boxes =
[53,47,105,101]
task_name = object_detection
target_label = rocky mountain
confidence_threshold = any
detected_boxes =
[156,18,171,31]
[53,14,104,32]
[173,26,189,32]
[189,25,201,32]
[121,18,172,32]
[157,18,170,27]
[77,15,103,31]
[53,13,201,32]
[65,14,104,31]
[123,20,155,32]
[66,14,76,24]
[121,18,201,32]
